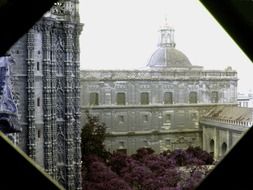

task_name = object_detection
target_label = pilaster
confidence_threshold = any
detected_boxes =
[51,27,57,179]
[64,23,75,190]
[42,21,53,175]
[73,24,82,190]
[27,29,36,160]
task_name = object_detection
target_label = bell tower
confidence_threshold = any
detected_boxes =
[9,1,83,189]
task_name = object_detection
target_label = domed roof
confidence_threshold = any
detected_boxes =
[147,47,192,68]
[147,23,192,69]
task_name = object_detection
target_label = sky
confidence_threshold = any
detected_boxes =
[79,0,253,93]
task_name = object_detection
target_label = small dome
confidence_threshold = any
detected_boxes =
[147,47,192,68]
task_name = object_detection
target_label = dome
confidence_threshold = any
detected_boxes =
[147,23,192,69]
[147,47,192,68]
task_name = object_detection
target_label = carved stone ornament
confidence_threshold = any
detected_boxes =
[0,56,20,133]
[51,1,66,16]
[51,0,74,17]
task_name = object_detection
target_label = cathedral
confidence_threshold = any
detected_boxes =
[0,2,251,189]
[80,22,239,156]
[0,1,82,189]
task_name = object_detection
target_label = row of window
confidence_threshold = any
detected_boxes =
[238,101,249,107]
[116,113,171,124]
[89,91,219,105]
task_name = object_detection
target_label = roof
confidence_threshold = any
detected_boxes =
[147,47,192,68]
[203,106,253,122]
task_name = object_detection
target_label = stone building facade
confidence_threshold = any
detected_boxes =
[6,1,83,189]
[201,106,252,160]
[80,23,238,155]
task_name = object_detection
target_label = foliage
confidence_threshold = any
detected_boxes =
[81,113,214,190]
[81,111,110,165]
[83,157,131,190]
[92,147,213,190]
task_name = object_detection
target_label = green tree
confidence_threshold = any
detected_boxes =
[81,111,110,164]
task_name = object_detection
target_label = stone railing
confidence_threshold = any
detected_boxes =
[200,117,252,128]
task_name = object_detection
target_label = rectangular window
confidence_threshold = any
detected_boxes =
[165,114,171,122]
[118,115,125,123]
[164,92,173,104]
[89,92,99,105]
[141,92,149,105]
[191,113,197,120]
[143,115,149,122]
[37,98,40,107]
[211,91,219,103]
[189,91,197,104]
[37,62,40,71]
[116,92,126,105]
[117,149,127,154]
[38,130,41,138]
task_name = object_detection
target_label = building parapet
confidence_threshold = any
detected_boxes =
[200,118,250,132]
[81,70,237,81]
[81,103,238,110]
[106,128,202,137]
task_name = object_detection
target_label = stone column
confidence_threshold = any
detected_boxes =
[64,23,75,190]
[73,24,82,190]
[51,26,57,179]
[42,21,53,175]
[27,29,36,160]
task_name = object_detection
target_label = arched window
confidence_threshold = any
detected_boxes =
[221,142,227,156]
[116,92,126,105]
[89,92,99,105]
[164,92,173,104]
[141,92,149,105]
[189,91,197,103]
[210,139,215,157]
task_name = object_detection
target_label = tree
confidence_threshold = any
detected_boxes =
[81,111,110,166]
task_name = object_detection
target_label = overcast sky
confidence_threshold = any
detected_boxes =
[79,0,253,93]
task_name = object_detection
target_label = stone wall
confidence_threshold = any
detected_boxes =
[201,119,248,160]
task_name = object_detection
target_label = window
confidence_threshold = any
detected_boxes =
[141,92,149,105]
[166,139,171,145]
[164,92,173,104]
[37,97,40,107]
[210,139,215,157]
[38,130,41,138]
[211,91,219,103]
[165,114,171,122]
[89,92,99,105]
[191,113,197,120]
[116,92,126,105]
[118,115,124,123]
[221,142,227,156]
[37,62,40,71]
[189,91,197,103]
[143,115,149,122]
[117,149,127,154]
